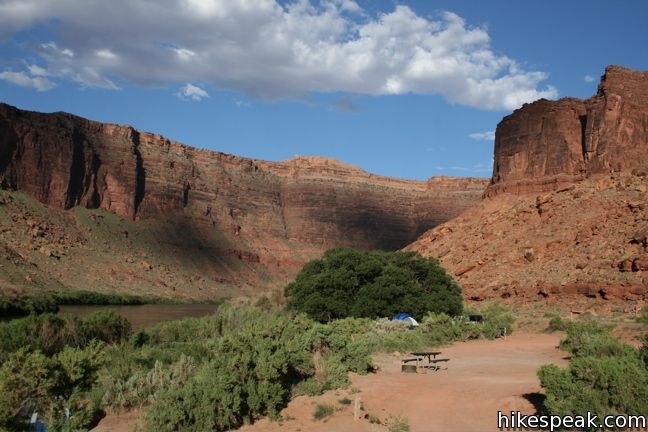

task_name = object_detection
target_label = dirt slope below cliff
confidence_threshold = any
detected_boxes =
[408,172,648,303]
[0,103,486,299]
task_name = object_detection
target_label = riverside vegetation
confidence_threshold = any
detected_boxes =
[0,291,162,318]
[0,250,515,431]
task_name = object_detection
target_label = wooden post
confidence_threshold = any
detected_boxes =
[354,396,360,421]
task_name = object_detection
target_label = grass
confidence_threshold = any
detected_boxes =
[367,414,381,424]
[313,403,334,421]
[388,415,411,432]
[338,397,352,406]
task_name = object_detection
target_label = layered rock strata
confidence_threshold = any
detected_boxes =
[0,103,486,297]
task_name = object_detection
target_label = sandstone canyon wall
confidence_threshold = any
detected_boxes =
[409,66,648,305]
[488,65,648,196]
[0,103,486,299]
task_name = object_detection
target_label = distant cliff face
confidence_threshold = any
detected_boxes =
[0,103,486,297]
[409,66,648,305]
[488,66,648,196]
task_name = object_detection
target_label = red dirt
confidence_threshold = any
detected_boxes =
[237,332,566,432]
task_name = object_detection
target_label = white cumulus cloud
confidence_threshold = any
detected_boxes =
[584,74,595,83]
[0,70,56,91]
[177,83,209,101]
[469,130,495,141]
[0,0,558,109]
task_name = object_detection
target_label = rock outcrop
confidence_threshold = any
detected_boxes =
[488,66,648,196]
[0,103,486,298]
[409,65,648,304]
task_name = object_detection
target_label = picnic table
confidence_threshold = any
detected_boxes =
[410,351,441,362]
[401,351,449,372]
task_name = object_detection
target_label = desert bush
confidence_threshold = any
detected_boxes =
[545,313,568,332]
[0,342,105,430]
[559,321,618,357]
[539,321,648,428]
[143,314,311,430]
[80,311,132,344]
[313,403,334,421]
[539,355,648,423]
[480,303,515,339]
[0,311,131,363]
[285,249,463,322]
[141,308,376,430]
[388,415,411,432]
[101,355,196,411]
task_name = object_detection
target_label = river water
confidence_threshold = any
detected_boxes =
[58,303,219,329]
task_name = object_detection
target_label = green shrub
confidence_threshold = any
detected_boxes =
[539,321,648,428]
[0,311,131,363]
[545,314,568,332]
[539,355,648,422]
[101,355,197,411]
[559,321,616,357]
[480,303,514,339]
[143,311,309,430]
[285,248,463,322]
[81,310,132,344]
[0,342,105,430]
[313,403,334,421]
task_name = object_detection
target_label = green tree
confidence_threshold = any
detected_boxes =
[285,249,462,322]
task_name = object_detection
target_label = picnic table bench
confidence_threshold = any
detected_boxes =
[401,351,449,372]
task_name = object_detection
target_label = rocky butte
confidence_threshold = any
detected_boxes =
[0,103,486,299]
[409,65,648,304]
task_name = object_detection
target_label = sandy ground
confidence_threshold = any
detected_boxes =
[93,332,566,432]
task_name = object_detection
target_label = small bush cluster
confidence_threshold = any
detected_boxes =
[544,312,568,332]
[539,321,648,428]
[313,403,334,421]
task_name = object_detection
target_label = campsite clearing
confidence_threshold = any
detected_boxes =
[92,332,566,432]
[239,332,566,432]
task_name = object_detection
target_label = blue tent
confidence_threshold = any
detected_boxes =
[392,313,419,327]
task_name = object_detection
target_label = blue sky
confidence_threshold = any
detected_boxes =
[1,1,647,180]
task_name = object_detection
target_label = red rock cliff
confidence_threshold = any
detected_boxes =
[0,103,487,296]
[488,66,648,196]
